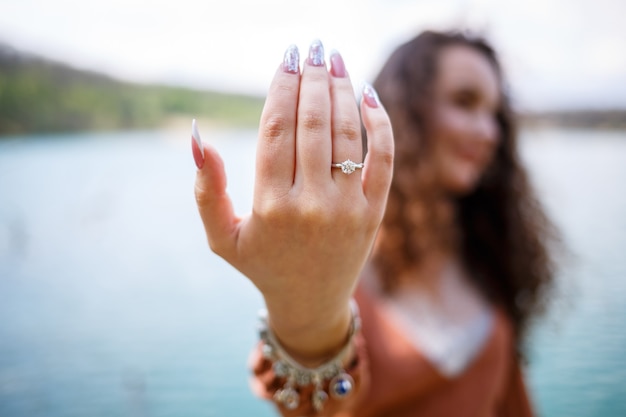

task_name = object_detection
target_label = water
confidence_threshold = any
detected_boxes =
[0,128,624,416]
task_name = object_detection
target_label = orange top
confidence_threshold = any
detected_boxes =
[250,283,534,417]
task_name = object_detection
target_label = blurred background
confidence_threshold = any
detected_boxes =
[1,0,625,416]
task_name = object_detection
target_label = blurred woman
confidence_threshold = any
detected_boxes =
[192,31,556,417]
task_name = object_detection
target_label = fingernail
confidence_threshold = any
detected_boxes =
[307,39,325,67]
[283,44,299,74]
[191,119,205,169]
[330,49,346,78]
[362,83,380,108]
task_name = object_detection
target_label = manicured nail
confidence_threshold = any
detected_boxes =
[330,50,346,78]
[191,119,205,169]
[362,83,380,108]
[307,39,325,67]
[283,44,299,74]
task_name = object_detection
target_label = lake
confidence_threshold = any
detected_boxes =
[0,127,625,416]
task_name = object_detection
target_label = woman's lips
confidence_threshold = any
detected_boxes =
[456,144,486,165]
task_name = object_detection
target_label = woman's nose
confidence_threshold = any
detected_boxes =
[474,112,499,145]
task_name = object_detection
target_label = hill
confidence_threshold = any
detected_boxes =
[0,44,264,136]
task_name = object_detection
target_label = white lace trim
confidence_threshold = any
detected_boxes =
[382,263,494,377]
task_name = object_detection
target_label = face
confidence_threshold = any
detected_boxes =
[429,45,501,195]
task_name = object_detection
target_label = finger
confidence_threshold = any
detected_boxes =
[193,128,240,259]
[329,50,363,185]
[360,84,395,212]
[255,45,301,198]
[295,40,332,187]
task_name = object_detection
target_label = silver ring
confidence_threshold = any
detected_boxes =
[331,159,364,175]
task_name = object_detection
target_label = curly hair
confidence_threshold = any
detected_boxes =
[370,30,557,347]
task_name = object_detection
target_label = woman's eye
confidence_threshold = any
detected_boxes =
[453,93,475,109]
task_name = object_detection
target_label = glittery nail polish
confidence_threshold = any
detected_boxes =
[362,83,380,108]
[308,39,325,67]
[283,44,299,74]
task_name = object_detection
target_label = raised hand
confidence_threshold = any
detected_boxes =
[192,41,394,362]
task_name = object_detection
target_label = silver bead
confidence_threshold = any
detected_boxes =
[322,362,340,379]
[258,328,268,341]
[311,372,322,385]
[280,387,300,410]
[273,361,288,377]
[295,371,311,386]
[312,389,328,411]
[261,343,273,359]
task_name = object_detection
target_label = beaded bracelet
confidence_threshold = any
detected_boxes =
[257,300,361,412]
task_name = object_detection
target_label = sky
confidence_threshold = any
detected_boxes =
[1,0,625,111]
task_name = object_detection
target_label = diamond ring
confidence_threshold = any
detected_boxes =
[331,159,364,175]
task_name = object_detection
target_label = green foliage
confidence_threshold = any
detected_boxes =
[0,45,264,136]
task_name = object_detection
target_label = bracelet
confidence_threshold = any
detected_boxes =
[257,299,361,412]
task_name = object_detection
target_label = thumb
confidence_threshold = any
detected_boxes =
[192,120,239,258]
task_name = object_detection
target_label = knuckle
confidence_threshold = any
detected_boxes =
[307,70,329,84]
[194,184,212,209]
[255,201,281,222]
[378,146,395,169]
[261,115,289,142]
[301,111,327,133]
[299,199,331,225]
[335,118,360,141]
[273,81,298,96]
[346,204,376,232]
[370,135,395,169]
[371,117,392,134]
[301,204,325,223]
[255,194,293,223]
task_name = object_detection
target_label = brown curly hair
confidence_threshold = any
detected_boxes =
[370,30,557,347]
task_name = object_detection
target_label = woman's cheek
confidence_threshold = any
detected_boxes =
[447,158,480,194]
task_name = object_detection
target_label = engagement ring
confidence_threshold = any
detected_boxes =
[332,159,364,175]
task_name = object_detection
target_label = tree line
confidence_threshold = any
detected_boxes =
[0,43,264,136]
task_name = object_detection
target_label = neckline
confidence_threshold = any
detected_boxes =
[356,281,502,381]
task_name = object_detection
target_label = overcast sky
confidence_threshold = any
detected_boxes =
[1,0,625,110]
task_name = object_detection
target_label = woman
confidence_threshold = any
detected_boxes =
[191,31,555,416]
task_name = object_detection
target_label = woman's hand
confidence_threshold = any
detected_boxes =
[192,41,393,362]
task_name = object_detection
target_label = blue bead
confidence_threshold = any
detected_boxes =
[337,381,348,394]
[332,377,352,397]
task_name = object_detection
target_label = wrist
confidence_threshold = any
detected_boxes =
[263,297,353,366]
[257,299,361,412]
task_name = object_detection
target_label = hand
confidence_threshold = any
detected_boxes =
[192,41,394,361]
